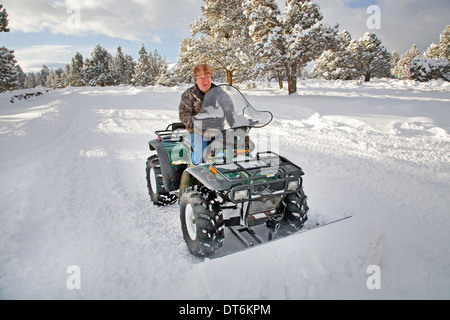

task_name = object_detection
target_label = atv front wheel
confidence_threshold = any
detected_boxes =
[180,187,224,257]
[267,190,309,229]
[284,190,309,227]
[146,155,177,206]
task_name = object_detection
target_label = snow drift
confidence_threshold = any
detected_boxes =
[1,79,449,299]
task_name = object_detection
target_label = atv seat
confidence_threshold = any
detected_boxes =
[168,122,186,132]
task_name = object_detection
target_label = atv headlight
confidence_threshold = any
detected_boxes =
[287,179,300,191]
[233,188,249,201]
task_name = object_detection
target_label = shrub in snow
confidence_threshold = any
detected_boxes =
[410,57,450,82]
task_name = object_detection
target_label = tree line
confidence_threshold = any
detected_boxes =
[177,0,449,93]
[1,1,449,95]
[8,44,175,91]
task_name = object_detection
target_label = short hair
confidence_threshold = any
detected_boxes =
[194,64,213,80]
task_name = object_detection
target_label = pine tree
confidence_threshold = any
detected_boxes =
[243,0,286,88]
[390,51,400,77]
[157,63,178,87]
[439,25,450,60]
[283,0,338,92]
[39,65,50,87]
[63,64,70,87]
[111,46,135,85]
[83,45,114,86]
[46,68,66,89]
[392,44,421,80]
[424,43,441,59]
[410,57,450,82]
[0,46,19,92]
[410,26,450,83]
[0,4,10,32]
[349,33,391,81]
[311,30,357,80]
[24,72,38,89]
[133,44,154,86]
[148,49,167,83]
[123,54,136,84]
[244,0,338,94]
[175,38,196,84]
[15,65,25,89]
[188,0,254,86]
[69,52,84,87]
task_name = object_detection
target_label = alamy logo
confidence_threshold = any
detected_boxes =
[366,265,381,290]
[66,265,81,290]
[67,6,81,30]
[367,5,381,30]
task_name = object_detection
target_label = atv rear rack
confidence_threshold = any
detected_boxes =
[154,122,187,143]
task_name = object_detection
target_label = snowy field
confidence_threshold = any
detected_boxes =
[1,79,449,300]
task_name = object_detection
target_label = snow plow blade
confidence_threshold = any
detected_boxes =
[208,214,352,259]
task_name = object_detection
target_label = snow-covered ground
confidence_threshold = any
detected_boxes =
[1,79,449,300]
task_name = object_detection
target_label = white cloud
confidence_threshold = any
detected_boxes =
[4,0,449,73]
[3,0,202,41]
[316,0,449,54]
[14,45,89,73]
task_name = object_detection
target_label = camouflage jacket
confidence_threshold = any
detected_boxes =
[179,83,216,133]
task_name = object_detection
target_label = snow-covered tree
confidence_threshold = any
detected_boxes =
[148,50,167,82]
[83,45,114,86]
[409,26,450,82]
[243,0,286,88]
[39,65,50,87]
[23,72,38,89]
[0,4,10,32]
[407,26,450,82]
[187,0,254,86]
[244,0,338,94]
[392,44,421,80]
[157,64,178,87]
[311,31,391,82]
[390,51,400,78]
[311,30,357,80]
[175,38,196,84]
[111,46,135,85]
[424,43,441,59]
[133,45,168,86]
[439,25,450,60]
[410,57,450,82]
[0,46,19,92]
[15,65,25,89]
[133,44,154,86]
[349,33,391,81]
[69,52,84,87]
[46,68,66,89]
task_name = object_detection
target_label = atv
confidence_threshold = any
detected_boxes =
[146,85,309,257]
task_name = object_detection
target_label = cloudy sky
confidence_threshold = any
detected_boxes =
[2,0,449,73]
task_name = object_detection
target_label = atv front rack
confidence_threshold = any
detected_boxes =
[209,152,305,203]
[211,151,304,181]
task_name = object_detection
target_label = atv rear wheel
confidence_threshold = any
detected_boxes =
[146,155,177,206]
[180,187,224,257]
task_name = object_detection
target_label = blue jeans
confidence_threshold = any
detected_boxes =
[188,133,210,165]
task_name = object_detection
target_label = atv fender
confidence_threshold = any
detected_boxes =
[179,165,233,199]
[148,138,178,192]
